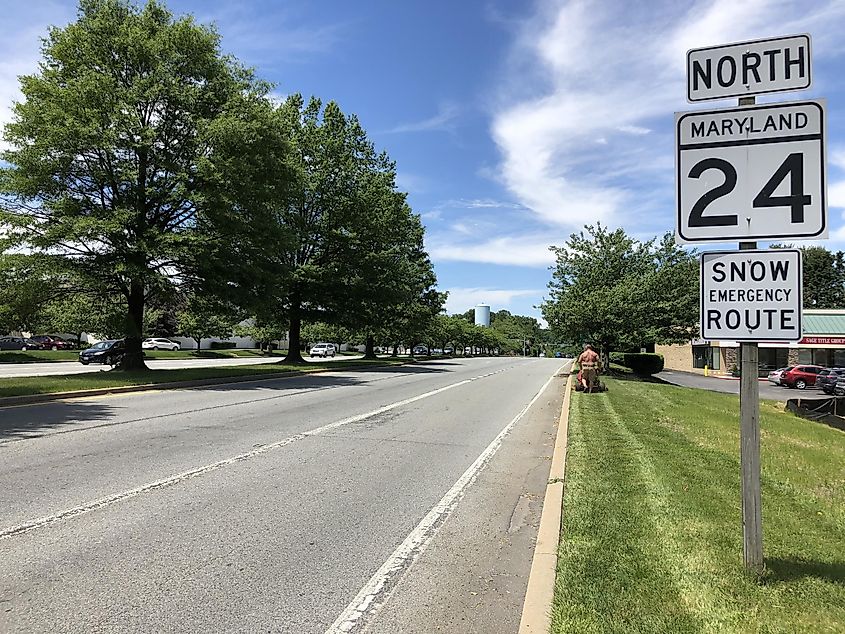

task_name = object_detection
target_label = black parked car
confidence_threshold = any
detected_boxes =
[0,336,44,351]
[817,368,845,394]
[79,339,125,366]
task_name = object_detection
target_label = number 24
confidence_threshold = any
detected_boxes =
[688,153,811,227]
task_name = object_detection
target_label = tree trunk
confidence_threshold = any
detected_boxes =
[363,333,377,360]
[118,278,147,371]
[283,308,304,363]
[194,337,201,352]
[391,343,399,357]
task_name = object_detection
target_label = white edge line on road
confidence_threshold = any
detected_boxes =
[324,365,564,634]
[0,366,521,541]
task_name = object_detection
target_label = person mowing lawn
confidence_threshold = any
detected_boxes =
[577,343,601,393]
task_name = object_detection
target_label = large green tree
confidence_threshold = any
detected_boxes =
[176,295,236,351]
[799,246,845,308]
[0,254,54,334]
[0,0,278,369]
[542,225,698,361]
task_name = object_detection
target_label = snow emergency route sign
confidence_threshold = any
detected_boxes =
[701,249,802,342]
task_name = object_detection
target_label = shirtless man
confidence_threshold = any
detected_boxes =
[577,344,600,392]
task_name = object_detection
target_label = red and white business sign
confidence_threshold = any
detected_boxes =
[800,336,845,345]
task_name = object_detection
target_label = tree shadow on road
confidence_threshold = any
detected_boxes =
[0,401,117,443]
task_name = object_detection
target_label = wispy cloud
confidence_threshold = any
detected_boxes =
[446,198,525,209]
[428,234,558,267]
[490,0,845,232]
[385,103,460,134]
[195,4,345,65]
[0,2,75,151]
[443,287,544,314]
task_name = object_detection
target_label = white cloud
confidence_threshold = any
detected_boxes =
[829,181,845,209]
[443,287,544,314]
[617,125,651,136]
[196,4,345,64]
[830,148,845,172]
[0,3,75,151]
[428,234,558,267]
[490,0,845,233]
[385,103,460,134]
[396,172,428,194]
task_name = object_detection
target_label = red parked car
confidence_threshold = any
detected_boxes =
[30,335,75,350]
[780,365,825,390]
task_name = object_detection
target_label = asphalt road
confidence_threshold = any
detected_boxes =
[658,369,817,400]
[0,354,363,379]
[0,356,570,633]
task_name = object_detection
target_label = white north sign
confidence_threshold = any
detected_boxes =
[700,250,802,342]
[676,100,826,244]
[687,34,811,102]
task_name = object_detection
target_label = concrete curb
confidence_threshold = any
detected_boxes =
[518,372,572,633]
[0,361,406,408]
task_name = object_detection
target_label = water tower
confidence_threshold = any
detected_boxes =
[475,304,491,327]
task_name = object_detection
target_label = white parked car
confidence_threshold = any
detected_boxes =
[767,366,792,385]
[142,338,181,351]
[309,343,336,358]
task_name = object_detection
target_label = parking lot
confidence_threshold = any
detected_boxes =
[657,370,823,400]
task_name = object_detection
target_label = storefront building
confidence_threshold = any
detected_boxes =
[657,309,845,376]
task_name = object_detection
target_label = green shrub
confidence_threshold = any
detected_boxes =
[209,340,237,349]
[617,352,664,376]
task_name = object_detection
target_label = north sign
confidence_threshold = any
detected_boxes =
[687,34,811,102]
[676,100,826,244]
[700,249,802,342]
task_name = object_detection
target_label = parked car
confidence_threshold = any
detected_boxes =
[413,346,429,355]
[309,343,336,358]
[834,378,845,396]
[0,336,31,351]
[444,347,454,355]
[79,339,125,365]
[30,335,74,350]
[142,338,181,351]
[767,366,793,385]
[780,365,826,390]
[816,368,845,394]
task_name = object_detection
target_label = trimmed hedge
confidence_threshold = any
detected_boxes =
[614,352,664,376]
[209,341,237,349]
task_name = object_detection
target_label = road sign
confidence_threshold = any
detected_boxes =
[676,100,826,244]
[700,249,802,342]
[687,34,811,102]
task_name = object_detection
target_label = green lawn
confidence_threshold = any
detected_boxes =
[0,358,404,399]
[553,376,845,634]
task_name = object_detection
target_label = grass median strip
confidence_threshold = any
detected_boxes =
[0,358,404,399]
[553,376,845,634]
[0,349,367,364]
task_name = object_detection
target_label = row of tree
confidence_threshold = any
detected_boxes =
[0,0,442,368]
[542,225,845,360]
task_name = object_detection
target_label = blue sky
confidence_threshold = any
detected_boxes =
[4,1,845,325]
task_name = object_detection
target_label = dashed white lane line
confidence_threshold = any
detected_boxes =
[324,365,563,634]
[0,365,519,541]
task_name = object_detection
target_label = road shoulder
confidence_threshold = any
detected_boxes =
[362,373,566,634]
